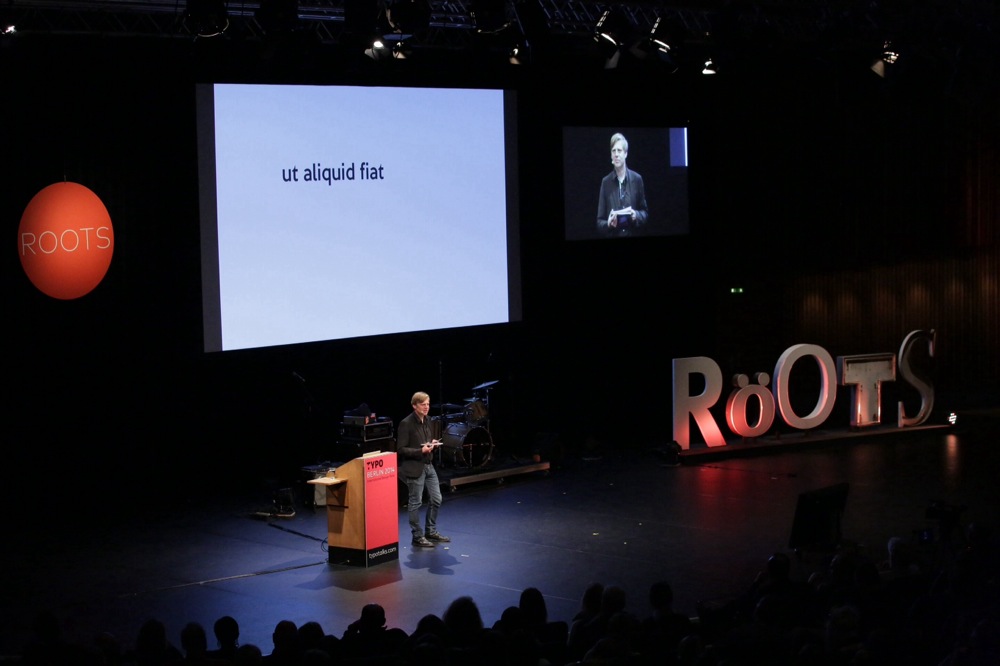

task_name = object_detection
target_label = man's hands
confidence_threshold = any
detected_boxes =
[608,207,634,228]
[421,440,442,454]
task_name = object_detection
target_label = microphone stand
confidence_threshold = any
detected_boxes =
[435,359,445,465]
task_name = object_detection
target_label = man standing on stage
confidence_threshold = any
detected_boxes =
[397,391,451,548]
[596,132,649,236]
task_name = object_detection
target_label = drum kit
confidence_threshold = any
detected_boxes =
[431,380,498,471]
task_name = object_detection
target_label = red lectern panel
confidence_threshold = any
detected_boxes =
[309,451,398,567]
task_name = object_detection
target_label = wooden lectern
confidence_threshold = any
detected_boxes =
[308,451,399,566]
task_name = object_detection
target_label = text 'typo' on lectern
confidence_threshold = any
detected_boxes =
[308,451,399,567]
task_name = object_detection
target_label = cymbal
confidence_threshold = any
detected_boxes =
[432,402,464,411]
[471,380,499,390]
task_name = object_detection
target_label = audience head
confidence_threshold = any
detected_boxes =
[359,603,387,630]
[408,635,448,666]
[601,585,627,615]
[648,580,675,611]
[766,552,792,582]
[580,582,605,615]
[494,606,525,636]
[213,615,239,648]
[271,619,299,654]
[443,595,484,640]
[411,613,447,643]
[135,618,170,654]
[300,647,332,664]
[519,587,548,626]
[298,621,325,651]
[825,604,863,656]
[233,643,263,665]
[180,622,208,656]
[607,610,639,637]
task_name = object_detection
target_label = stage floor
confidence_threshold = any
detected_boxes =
[3,411,999,659]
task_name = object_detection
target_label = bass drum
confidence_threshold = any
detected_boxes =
[441,424,494,470]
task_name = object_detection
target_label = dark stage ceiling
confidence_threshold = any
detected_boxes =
[3,1,997,81]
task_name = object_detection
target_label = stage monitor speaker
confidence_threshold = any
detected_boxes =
[788,482,849,552]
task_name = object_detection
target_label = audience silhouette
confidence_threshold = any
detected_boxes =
[11,517,999,666]
[126,618,184,665]
[567,584,626,661]
[262,620,298,666]
[340,604,407,662]
[206,617,239,663]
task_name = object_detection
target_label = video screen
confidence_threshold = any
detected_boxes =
[562,126,689,240]
[197,83,520,352]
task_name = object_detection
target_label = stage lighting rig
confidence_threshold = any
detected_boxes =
[471,0,509,35]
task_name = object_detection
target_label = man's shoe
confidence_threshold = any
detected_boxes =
[425,532,451,543]
[412,536,435,548]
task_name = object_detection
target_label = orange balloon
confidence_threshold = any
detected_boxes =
[18,182,115,300]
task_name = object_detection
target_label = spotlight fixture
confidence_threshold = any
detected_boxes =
[364,37,386,57]
[647,16,679,73]
[185,0,229,38]
[365,36,409,60]
[594,7,628,48]
[508,42,525,65]
[593,7,632,68]
[870,39,899,78]
[882,39,900,64]
[701,57,717,75]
